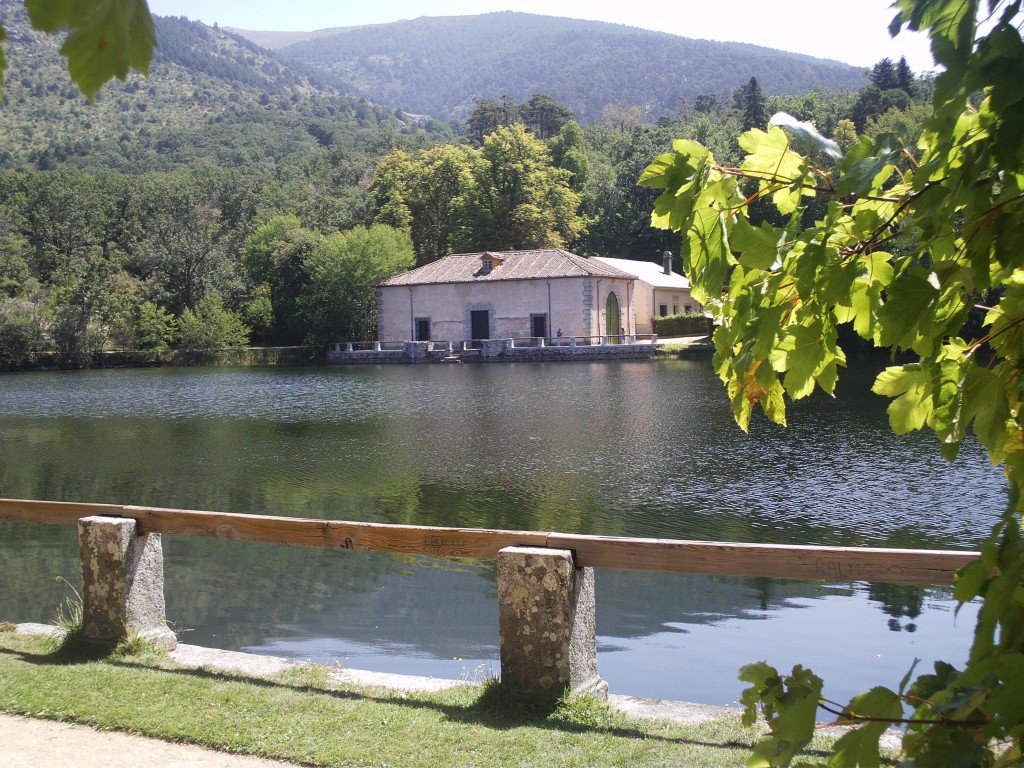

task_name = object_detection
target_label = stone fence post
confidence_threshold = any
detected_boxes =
[78,516,176,649]
[497,546,607,701]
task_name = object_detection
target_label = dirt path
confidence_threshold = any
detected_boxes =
[0,713,302,768]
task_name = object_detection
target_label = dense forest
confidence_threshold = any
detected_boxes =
[259,12,869,122]
[0,1,930,369]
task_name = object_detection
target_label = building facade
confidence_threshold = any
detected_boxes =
[591,254,702,335]
[376,250,637,342]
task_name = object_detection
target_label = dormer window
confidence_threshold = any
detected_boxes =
[480,252,504,274]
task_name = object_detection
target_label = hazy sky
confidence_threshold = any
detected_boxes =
[146,0,936,72]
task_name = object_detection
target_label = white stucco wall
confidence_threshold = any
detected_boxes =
[377,277,636,342]
[631,284,702,334]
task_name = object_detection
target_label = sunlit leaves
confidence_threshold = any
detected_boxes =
[740,126,811,214]
[776,321,844,400]
[872,364,934,434]
[731,218,784,270]
[738,662,822,768]
[642,2,1024,764]
[830,687,903,768]
[876,268,940,353]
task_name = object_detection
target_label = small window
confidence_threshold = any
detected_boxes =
[672,304,679,315]
[659,304,668,317]
[482,259,492,272]
[684,304,693,313]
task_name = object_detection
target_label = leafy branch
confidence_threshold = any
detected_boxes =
[642,1,1024,765]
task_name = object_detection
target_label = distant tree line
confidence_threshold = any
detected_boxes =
[0,167,414,368]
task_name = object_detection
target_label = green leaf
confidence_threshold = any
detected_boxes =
[26,0,156,101]
[835,136,903,197]
[778,323,827,400]
[872,364,934,434]
[742,664,822,768]
[739,661,780,727]
[740,126,804,182]
[731,218,784,270]
[638,152,683,190]
[829,687,903,768]
[876,269,939,351]
[645,147,717,234]
[988,653,1024,725]
[963,365,1011,456]
[685,206,731,305]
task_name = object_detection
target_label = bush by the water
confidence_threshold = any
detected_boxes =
[652,313,712,337]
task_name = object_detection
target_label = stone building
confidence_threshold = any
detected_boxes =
[591,253,702,335]
[376,249,637,342]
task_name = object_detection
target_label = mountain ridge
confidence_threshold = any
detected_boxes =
[229,12,868,121]
[0,0,434,171]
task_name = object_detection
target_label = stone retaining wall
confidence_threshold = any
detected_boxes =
[327,340,658,365]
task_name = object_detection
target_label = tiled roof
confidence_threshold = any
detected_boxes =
[379,249,635,286]
[591,257,692,289]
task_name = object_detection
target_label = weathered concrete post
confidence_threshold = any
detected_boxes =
[497,546,607,701]
[78,516,176,649]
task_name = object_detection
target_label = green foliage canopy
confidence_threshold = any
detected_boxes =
[299,224,415,348]
[371,125,583,261]
[641,0,1024,764]
[176,291,249,351]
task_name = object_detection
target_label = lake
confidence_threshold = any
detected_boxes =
[0,359,1006,705]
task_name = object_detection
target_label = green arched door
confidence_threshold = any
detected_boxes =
[606,292,620,340]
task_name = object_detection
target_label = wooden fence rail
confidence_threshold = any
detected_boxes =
[0,498,977,586]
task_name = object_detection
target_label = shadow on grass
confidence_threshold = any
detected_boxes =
[4,639,769,753]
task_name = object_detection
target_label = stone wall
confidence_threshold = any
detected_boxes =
[327,341,658,365]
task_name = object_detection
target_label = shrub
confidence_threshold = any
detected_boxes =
[651,313,712,337]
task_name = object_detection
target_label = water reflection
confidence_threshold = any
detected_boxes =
[0,361,1005,703]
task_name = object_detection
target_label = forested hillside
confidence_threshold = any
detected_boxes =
[253,12,868,121]
[0,0,448,172]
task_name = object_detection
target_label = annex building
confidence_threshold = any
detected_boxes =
[591,254,702,335]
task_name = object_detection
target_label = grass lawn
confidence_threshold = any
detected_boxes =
[0,625,840,767]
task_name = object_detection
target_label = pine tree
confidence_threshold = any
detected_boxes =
[734,77,766,131]
[895,56,916,97]
[868,57,898,90]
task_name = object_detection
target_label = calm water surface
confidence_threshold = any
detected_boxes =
[0,360,1005,705]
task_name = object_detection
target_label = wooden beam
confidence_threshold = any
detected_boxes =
[548,533,977,585]
[124,506,550,559]
[0,498,125,526]
[0,498,979,584]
